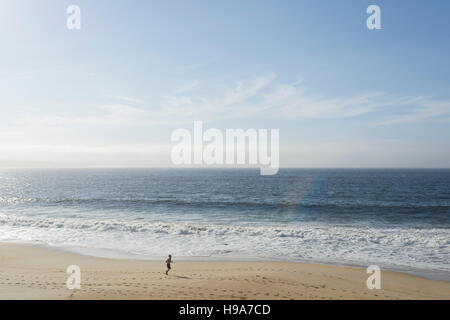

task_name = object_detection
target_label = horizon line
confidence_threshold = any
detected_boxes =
[1,166,450,170]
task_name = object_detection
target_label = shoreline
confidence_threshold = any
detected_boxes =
[4,239,449,282]
[1,242,449,300]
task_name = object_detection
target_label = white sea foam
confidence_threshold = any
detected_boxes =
[0,213,449,279]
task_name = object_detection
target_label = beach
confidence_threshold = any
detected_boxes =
[0,243,449,300]
[1,169,449,281]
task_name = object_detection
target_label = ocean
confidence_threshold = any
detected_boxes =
[0,168,449,280]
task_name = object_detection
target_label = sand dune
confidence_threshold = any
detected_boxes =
[0,243,448,300]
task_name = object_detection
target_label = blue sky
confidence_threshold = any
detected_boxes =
[1,0,450,167]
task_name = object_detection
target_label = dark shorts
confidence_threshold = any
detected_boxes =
[167,263,171,269]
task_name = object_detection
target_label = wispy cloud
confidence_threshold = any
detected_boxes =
[375,99,450,125]
[113,95,143,104]
[2,73,449,167]
[5,73,450,130]
[175,81,199,94]
[180,55,225,72]
[155,73,450,124]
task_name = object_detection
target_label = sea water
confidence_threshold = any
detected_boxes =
[0,168,448,280]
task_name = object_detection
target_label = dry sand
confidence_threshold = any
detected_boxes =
[0,243,448,300]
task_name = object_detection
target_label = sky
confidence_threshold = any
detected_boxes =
[0,0,450,168]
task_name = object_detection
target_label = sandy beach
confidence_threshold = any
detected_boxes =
[0,243,448,300]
